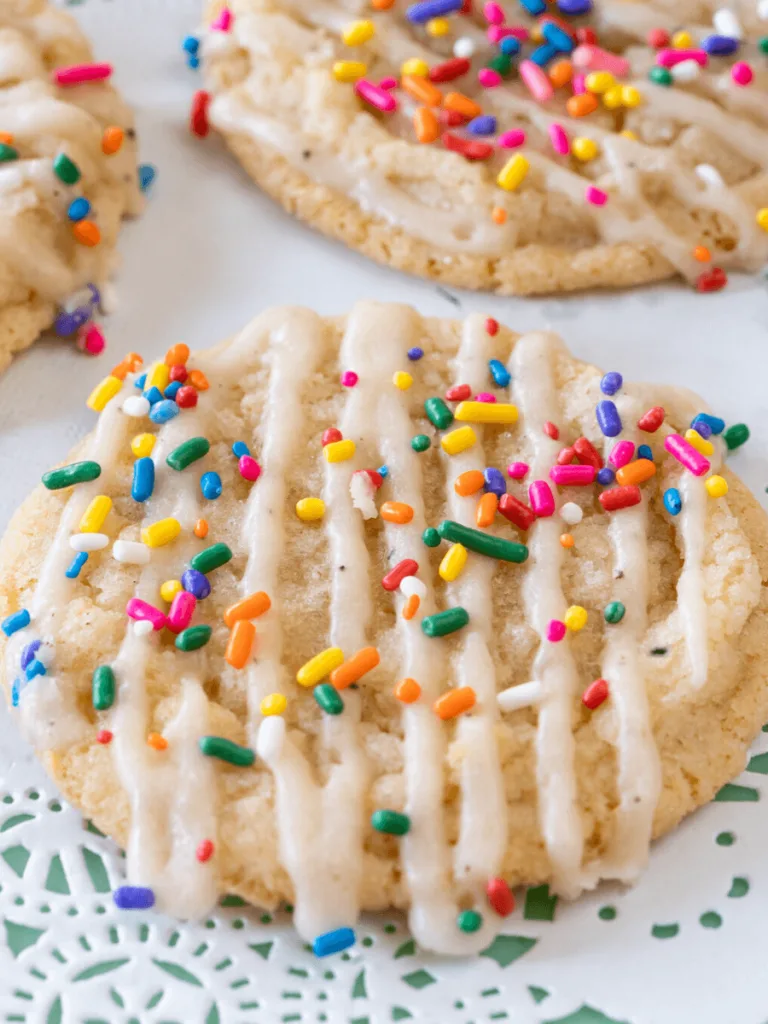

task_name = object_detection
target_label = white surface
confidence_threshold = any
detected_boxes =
[1,1,768,1022]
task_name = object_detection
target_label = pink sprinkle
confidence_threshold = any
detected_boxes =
[488,25,528,42]
[379,76,398,90]
[731,61,753,86]
[571,73,586,95]
[546,619,567,643]
[507,462,529,480]
[549,464,596,486]
[167,591,196,634]
[543,421,559,440]
[498,129,526,149]
[211,7,233,30]
[77,323,105,355]
[655,48,707,68]
[586,186,608,206]
[355,79,397,113]
[549,123,570,155]
[483,1,505,24]
[664,434,710,476]
[478,68,502,88]
[609,440,635,468]
[126,598,166,631]
[572,45,630,77]
[239,455,261,481]
[475,392,497,403]
[341,370,359,387]
[53,62,112,86]
[519,59,554,103]
[529,479,555,517]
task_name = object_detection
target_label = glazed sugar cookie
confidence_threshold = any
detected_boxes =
[2,302,767,956]
[0,0,142,374]
[198,0,768,295]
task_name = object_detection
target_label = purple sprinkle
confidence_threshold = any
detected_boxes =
[483,467,507,497]
[407,347,424,361]
[596,400,622,437]
[182,569,211,600]
[600,372,623,396]
[21,639,41,671]
[113,885,156,910]
[597,467,615,485]
[690,418,712,439]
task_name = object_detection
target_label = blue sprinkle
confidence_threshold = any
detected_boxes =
[483,467,506,497]
[407,347,424,361]
[138,164,156,193]
[500,36,521,56]
[518,0,546,13]
[596,400,622,437]
[691,412,724,436]
[488,359,511,388]
[556,0,592,13]
[232,441,250,458]
[113,885,156,911]
[600,371,623,396]
[690,419,712,440]
[182,569,211,600]
[313,927,356,957]
[377,465,389,478]
[182,34,200,54]
[664,487,682,516]
[149,400,180,425]
[143,386,163,406]
[702,34,739,56]
[188,55,200,69]
[406,0,462,23]
[135,372,147,390]
[529,43,559,66]
[2,609,30,637]
[21,640,41,671]
[542,22,575,52]
[200,471,223,501]
[25,659,46,681]
[597,467,615,486]
[11,678,21,707]
[67,197,91,222]
[66,551,89,579]
[54,312,78,337]
[164,381,182,401]
[467,114,497,136]
[637,444,653,461]
[132,457,155,503]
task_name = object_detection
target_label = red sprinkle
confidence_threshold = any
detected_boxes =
[696,266,727,293]
[382,558,419,591]
[169,364,188,384]
[573,436,603,470]
[486,877,515,917]
[556,445,576,465]
[485,317,499,336]
[498,493,536,531]
[582,678,609,710]
[429,57,471,82]
[96,729,113,745]
[599,485,642,511]
[637,406,665,432]
[322,427,343,446]
[190,90,211,138]
[543,420,559,440]
[575,27,597,44]
[196,839,215,863]
[175,385,198,408]
[357,468,384,490]
[442,132,494,161]
[647,27,670,48]
[446,383,472,402]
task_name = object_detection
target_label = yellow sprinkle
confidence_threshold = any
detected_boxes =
[296,497,325,521]
[146,362,170,392]
[529,24,544,42]
[261,693,288,716]
[342,19,375,45]
[454,401,518,425]
[324,439,356,463]
[333,60,367,82]
[131,432,156,458]
[497,154,529,192]
[441,425,477,455]
[757,208,768,232]
[297,647,345,687]
[439,543,468,582]
[602,85,624,109]
[87,375,122,412]
[141,517,181,549]
[426,16,450,35]
[79,495,112,534]
[585,71,614,94]
[620,129,638,141]
[564,605,588,632]
[160,579,183,603]
[672,29,692,48]
[393,371,413,390]
[684,428,714,457]
[401,57,429,77]
[571,137,599,162]
[621,85,642,108]
[705,474,728,498]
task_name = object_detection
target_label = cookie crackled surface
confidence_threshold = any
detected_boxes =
[1,302,767,955]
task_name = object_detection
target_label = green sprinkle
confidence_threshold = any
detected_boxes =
[411,434,431,453]
[424,397,453,431]
[487,53,511,76]
[457,910,482,933]
[190,543,233,574]
[166,436,210,471]
[0,143,18,163]
[421,606,469,638]
[91,665,115,711]
[42,460,101,490]
[198,735,255,767]
[437,520,528,563]
[53,152,81,185]
[716,831,735,847]
[724,423,749,451]
[175,625,212,651]
[648,67,673,87]
[422,527,441,548]
[604,601,625,624]
[699,911,722,929]
[598,905,617,921]
[314,683,344,716]
[371,809,410,835]
[759,36,768,54]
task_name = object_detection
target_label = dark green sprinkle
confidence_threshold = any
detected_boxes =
[198,735,255,766]
[716,831,735,846]
[487,53,511,76]
[411,434,431,453]
[437,520,528,563]
[650,647,668,656]
[724,423,749,451]
[371,809,410,835]
[648,67,673,87]
[422,527,441,548]
[759,36,768,54]
[604,601,625,624]
[598,905,617,921]
[0,143,18,163]
[92,666,115,711]
[175,625,213,651]
[457,909,482,933]
[166,436,210,471]
[53,152,81,185]
[421,606,469,638]
[190,543,233,574]
[42,460,101,490]
[314,683,344,716]
[424,397,453,431]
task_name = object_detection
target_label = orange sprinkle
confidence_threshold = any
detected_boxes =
[395,677,422,703]
[147,732,168,751]
[330,646,380,689]
[73,220,101,247]
[188,369,209,391]
[414,106,440,144]
[0,132,14,145]
[549,59,573,88]
[165,343,190,366]
[102,125,124,155]
[615,459,657,486]
[476,492,498,528]
[492,206,507,225]
[402,74,442,106]
[560,533,574,548]
[224,591,271,628]
[371,0,395,8]
[693,245,711,263]
[110,351,143,380]
[443,91,482,119]
[194,518,209,539]
[402,593,421,620]
[433,686,476,720]
[380,501,414,524]
[566,93,599,117]
[225,619,256,669]
[529,24,543,42]
[454,469,485,497]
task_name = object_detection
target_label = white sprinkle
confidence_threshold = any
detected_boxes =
[400,575,427,599]
[671,59,700,82]
[256,715,286,764]
[100,281,119,315]
[122,395,151,417]
[453,36,475,58]
[695,163,724,187]
[498,680,542,712]
[350,471,378,520]
[133,620,154,637]
[560,501,583,526]
[69,533,109,552]
[113,540,151,565]
[713,8,742,38]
